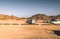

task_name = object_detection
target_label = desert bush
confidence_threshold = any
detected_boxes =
[28,36,60,39]
[4,23,10,25]
[12,23,19,25]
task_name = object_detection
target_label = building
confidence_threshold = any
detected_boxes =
[50,19,60,24]
[26,19,37,24]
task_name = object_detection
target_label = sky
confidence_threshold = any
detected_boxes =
[0,0,60,18]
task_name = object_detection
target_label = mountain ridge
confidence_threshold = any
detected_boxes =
[0,14,60,20]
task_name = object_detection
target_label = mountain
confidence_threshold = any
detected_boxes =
[29,14,60,22]
[29,14,49,20]
[49,15,60,20]
[0,14,60,20]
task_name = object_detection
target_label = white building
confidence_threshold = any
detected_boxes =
[51,19,60,24]
[26,19,37,24]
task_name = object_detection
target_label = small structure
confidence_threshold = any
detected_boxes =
[26,18,37,24]
[50,19,60,24]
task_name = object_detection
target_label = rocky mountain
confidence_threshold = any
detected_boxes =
[29,14,60,21]
[0,14,60,20]
[49,15,60,20]
[29,14,49,20]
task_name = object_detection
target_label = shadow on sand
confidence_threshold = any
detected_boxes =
[53,30,60,36]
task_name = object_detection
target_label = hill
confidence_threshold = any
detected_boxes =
[0,14,60,20]
[49,15,60,20]
[0,14,19,20]
[29,14,49,20]
[29,14,60,20]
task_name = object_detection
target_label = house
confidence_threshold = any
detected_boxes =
[50,19,60,24]
[26,18,37,24]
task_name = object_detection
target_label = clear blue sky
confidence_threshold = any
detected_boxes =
[0,0,60,18]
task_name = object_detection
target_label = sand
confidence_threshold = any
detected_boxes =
[0,19,60,39]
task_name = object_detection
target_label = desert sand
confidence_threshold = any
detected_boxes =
[0,19,60,39]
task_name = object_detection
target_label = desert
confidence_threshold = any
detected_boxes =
[0,15,60,39]
[0,0,60,39]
